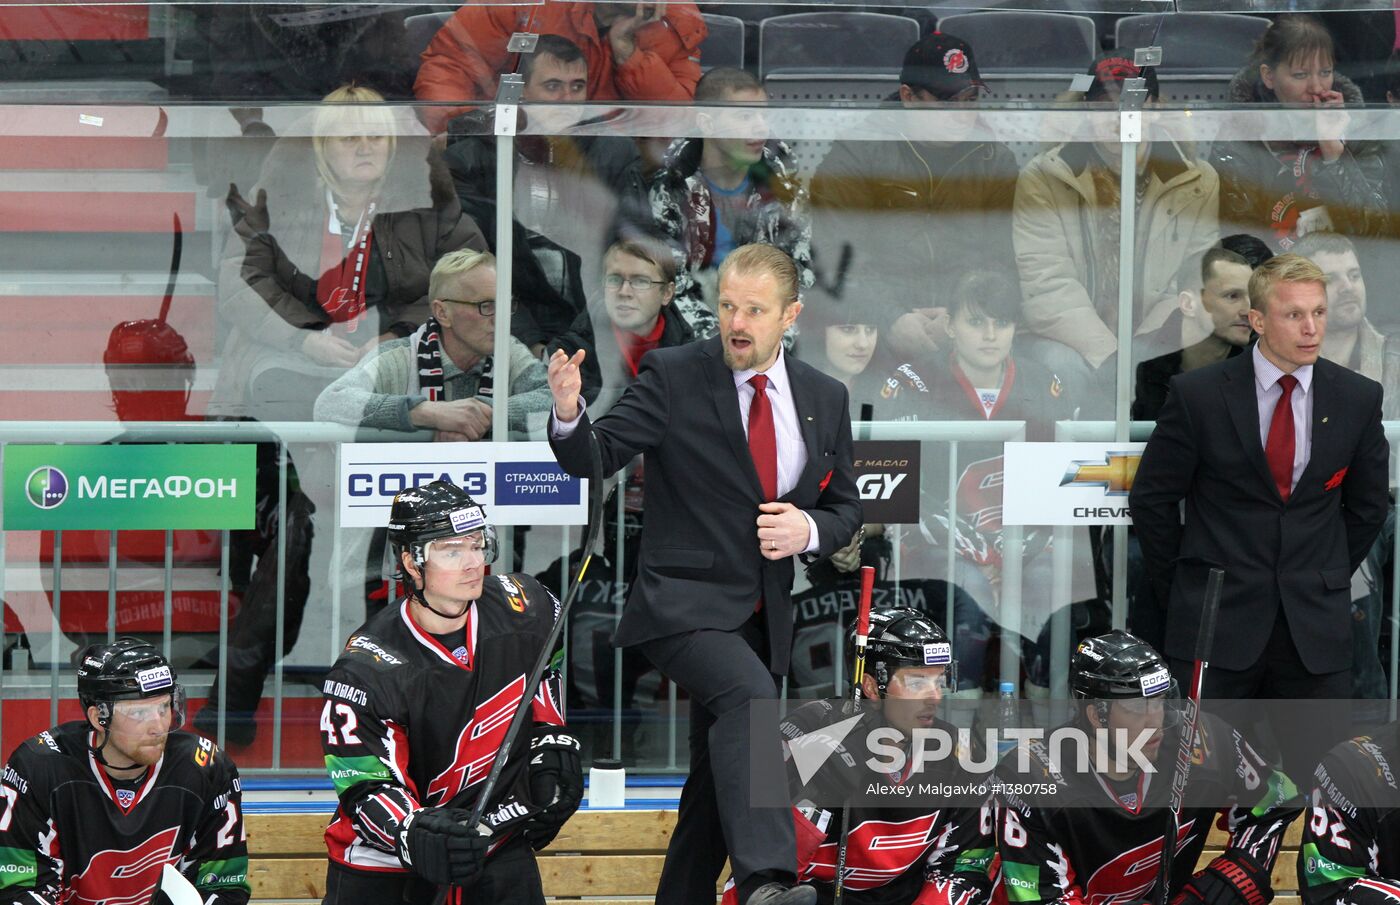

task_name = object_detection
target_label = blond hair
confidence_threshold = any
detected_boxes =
[1248,252,1326,312]
[429,248,497,303]
[313,84,398,197]
[718,243,800,307]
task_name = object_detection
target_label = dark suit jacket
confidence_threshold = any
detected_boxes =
[549,336,863,675]
[1128,349,1389,673]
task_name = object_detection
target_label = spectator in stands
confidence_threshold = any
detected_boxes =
[650,68,812,344]
[882,269,1073,694]
[314,248,549,622]
[1133,246,1255,421]
[809,32,1018,371]
[212,84,485,423]
[209,85,485,718]
[444,36,650,355]
[798,281,890,420]
[548,236,694,416]
[1291,231,1400,405]
[1290,231,1399,700]
[1014,51,1220,414]
[415,0,706,134]
[1212,14,1389,249]
[314,249,551,437]
[538,237,694,716]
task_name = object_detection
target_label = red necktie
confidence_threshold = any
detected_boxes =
[748,374,778,502]
[1265,374,1298,501]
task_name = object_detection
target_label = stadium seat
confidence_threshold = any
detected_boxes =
[1114,13,1268,102]
[404,11,451,62]
[700,12,746,71]
[937,11,1095,71]
[1114,13,1268,72]
[758,11,921,80]
[937,11,1096,102]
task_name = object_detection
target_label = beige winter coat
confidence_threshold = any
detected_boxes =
[1013,139,1220,367]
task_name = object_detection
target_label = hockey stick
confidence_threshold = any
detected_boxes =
[432,435,606,905]
[833,565,876,905]
[1154,567,1224,905]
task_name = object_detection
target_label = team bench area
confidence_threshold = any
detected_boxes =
[247,809,1308,904]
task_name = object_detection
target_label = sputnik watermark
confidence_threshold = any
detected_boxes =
[866,726,1160,775]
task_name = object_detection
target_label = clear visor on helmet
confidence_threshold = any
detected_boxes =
[1109,677,1182,725]
[111,686,187,732]
[886,663,957,697]
[422,530,497,570]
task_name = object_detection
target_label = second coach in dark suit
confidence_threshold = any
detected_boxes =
[1130,253,1388,700]
[548,244,862,905]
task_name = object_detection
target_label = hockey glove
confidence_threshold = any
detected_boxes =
[523,729,583,850]
[1172,852,1271,905]
[396,807,491,887]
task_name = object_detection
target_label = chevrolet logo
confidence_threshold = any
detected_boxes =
[1060,453,1141,496]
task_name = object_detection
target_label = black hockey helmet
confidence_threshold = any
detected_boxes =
[1071,630,1177,700]
[386,480,499,575]
[850,607,957,697]
[77,638,186,742]
[1072,630,1180,731]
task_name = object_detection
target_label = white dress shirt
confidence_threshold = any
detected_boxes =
[1252,342,1314,493]
[551,348,820,553]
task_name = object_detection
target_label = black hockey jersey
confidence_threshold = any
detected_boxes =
[776,699,996,905]
[0,722,249,905]
[320,574,567,875]
[995,714,1302,905]
[1301,722,1400,905]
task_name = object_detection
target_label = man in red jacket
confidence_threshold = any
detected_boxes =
[415,0,706,133]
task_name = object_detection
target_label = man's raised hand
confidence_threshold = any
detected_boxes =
[548,348,587,422]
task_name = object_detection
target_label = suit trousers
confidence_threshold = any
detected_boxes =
[1169,606,1349,781]
[641,613,796,904]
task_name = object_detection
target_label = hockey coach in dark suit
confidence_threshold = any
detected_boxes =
[548,243,862,905]
[1130,252,1389,701]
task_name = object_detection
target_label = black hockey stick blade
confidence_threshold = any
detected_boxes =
[1154,566,1224,905]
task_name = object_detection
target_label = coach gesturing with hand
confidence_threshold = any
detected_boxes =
[548,244,862,905]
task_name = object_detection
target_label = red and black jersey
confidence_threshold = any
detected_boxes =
[1301,722,1400,905]
[320,573,567,876]
[881,356,1071,531]
[780,699,997,905]
[0,722,249,905]
[995,713,1301,905]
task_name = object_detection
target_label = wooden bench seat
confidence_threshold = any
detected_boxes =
[246,810,1308,904]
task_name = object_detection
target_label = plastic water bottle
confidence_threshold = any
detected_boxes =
[995,682,1017,760]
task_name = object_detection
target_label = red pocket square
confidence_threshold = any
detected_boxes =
[1325,467,1348,491]
[819,469,833,492]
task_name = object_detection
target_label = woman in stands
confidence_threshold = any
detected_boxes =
[211,84,485,420]
[1211,14,1389,249]
[202,85,485,746]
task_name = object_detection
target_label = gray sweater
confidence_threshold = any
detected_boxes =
[313,336,551,437]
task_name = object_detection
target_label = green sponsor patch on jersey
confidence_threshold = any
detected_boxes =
[198,855,251,891]
[0,846,36,889]
[1002,860,1042,902]
[955,846,995,874]
[1301,842,1366,887]
[325,754,392,795]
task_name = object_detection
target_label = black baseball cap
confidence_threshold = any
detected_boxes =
[1084,49,1159,101]
[900,32,986,99]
